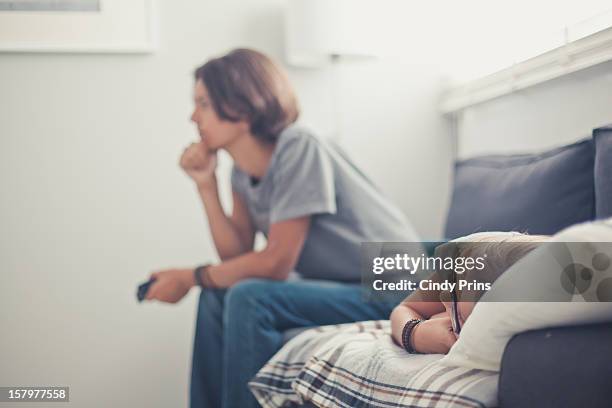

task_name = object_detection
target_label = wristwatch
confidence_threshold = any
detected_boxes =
[194,264,215,288]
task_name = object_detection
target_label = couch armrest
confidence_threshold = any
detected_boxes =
[499,322,612,408]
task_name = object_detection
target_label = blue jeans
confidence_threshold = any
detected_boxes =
[189,278,397,408]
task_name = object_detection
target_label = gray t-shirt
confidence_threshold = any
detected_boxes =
[231,124,419,281]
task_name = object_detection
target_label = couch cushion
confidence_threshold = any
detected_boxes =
[594,125,612,219]
[445,139,595,239]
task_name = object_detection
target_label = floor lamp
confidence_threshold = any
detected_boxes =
[284,0,381,141]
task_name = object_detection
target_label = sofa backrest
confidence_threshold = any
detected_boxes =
[443,127,612,239]
[594,125,612,219]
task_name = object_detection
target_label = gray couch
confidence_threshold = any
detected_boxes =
[280,124,612,407]
[442,124,612,407]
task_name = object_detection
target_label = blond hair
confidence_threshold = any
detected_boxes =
[437,232,549,300]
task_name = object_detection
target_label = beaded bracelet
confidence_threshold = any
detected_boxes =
[401,319,423,354]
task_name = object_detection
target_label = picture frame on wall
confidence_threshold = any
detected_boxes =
[0,0,156,53]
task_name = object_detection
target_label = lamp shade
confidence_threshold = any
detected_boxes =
[285,0,381,67]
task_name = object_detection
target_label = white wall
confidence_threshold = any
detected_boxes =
[0,1,451,407]
[456,59,612,158]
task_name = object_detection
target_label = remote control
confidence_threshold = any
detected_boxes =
[137,278,156,302]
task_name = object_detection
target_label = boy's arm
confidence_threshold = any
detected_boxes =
[198,185,255,261]
[204,216,310,287]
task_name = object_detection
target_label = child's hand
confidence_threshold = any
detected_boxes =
[411,317,458,354]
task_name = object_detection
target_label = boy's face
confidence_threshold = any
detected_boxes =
[190,80,248,150]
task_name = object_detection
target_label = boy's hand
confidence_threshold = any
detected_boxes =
[145,268,196,304]
[179,141,218,190]
[411,317,458,354]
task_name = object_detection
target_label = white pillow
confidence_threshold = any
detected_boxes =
[441,218,612,372]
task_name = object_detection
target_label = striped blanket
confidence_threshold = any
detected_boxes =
[249,321,498,408]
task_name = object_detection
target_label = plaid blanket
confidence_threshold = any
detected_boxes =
[249,321,498,408]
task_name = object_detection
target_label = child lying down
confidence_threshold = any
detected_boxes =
[390,232,548,354]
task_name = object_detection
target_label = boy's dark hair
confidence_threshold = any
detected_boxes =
[194,48,299,143]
